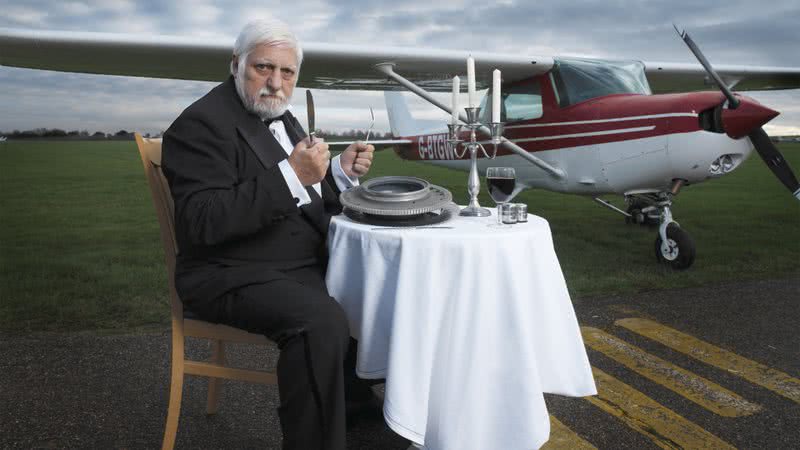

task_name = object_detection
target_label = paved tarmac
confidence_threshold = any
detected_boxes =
[1,276,798,449]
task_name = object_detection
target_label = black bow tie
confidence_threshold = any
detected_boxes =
[264,112,289,126]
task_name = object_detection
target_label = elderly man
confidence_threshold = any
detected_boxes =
[162,19,376,450]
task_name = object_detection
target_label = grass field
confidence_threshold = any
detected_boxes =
[1,140,798,333]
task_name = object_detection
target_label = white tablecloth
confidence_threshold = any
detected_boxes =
[326,209,596,450]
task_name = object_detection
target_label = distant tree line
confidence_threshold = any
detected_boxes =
[317,129,393,141]
[0,128,150,140]
[772,135,800,143]
[1,128,392,141]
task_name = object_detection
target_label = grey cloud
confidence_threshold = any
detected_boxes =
[362,0,800,68]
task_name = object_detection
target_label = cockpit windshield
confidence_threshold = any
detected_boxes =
[550,58,651,107]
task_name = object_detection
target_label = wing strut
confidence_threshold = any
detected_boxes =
[374,63,566,179]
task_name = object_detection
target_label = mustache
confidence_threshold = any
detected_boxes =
[258,88,286,100]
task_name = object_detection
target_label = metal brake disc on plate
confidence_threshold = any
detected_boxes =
[340,176,453,217]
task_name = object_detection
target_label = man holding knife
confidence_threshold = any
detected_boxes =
[162,18,375,450]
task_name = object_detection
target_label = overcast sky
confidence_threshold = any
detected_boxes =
[1,0,799,135]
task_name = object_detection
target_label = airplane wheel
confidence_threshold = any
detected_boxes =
[654,224,695,270]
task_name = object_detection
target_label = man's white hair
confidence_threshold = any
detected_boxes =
[230,18,303,76]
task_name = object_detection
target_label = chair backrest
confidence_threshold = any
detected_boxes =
[135,133,183,322]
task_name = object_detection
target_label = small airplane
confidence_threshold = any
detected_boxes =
[1,26,798,269]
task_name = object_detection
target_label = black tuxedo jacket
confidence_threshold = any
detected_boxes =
[162,77,342,307]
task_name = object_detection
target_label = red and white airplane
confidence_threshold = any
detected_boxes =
[1,26,798,269]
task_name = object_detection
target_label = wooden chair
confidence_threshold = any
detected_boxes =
[135,133,278,450]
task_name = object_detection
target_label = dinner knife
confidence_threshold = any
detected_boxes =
[306,90,316,144]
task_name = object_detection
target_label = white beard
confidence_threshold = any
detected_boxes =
[235,74,289,120]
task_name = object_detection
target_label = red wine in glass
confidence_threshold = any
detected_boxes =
[486,167,516,226]
[487,176,515,203]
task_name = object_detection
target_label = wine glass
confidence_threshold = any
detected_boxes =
[486,167,516,226]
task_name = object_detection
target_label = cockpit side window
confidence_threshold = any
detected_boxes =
[479,78,543,123]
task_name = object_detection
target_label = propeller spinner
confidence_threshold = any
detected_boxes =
[674,25,800,201]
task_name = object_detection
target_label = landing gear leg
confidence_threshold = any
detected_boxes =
[654,204,696,270]
[599,187,696,269]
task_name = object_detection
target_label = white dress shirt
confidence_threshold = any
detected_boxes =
[268,118,359,207]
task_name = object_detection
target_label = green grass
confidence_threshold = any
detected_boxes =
[0,141,167,333]
[1,141,798,333]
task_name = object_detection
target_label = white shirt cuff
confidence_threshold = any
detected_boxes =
[278,159,312,207]
[332,154,360,191]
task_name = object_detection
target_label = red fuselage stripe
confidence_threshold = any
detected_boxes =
[401,114,699,160]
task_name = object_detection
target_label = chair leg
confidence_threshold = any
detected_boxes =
[206,340,225,415]
[162,332,186,450]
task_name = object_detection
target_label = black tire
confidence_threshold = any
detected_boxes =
[654,223,696,270]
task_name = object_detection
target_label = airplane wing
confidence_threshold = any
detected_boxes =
[1,28,799,93]
[0,28,551,91]
[643,61,800,93]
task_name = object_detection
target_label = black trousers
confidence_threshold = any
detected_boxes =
[188,264,352,450]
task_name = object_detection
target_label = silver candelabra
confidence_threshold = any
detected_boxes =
[448,107,505,217]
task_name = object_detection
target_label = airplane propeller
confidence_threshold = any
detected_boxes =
[674,25,800,201]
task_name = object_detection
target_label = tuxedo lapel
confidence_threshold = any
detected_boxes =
[236,118,286,170]
[282,112,307,145]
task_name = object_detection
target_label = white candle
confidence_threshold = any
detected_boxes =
[467,56,476,108]
[451,76,460,125]
[492,69,501,123]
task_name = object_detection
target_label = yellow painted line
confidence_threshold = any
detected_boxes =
[582,327,761,417]
[542,416,597,450]
[617,318,800,404]
[586,368,735,450]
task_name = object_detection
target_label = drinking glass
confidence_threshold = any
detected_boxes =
[486,167,516,226]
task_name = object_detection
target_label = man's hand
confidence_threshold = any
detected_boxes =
[340,141,375,179]
[288,138,331,186]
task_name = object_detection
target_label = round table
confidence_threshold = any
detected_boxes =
[325,209,596,450]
